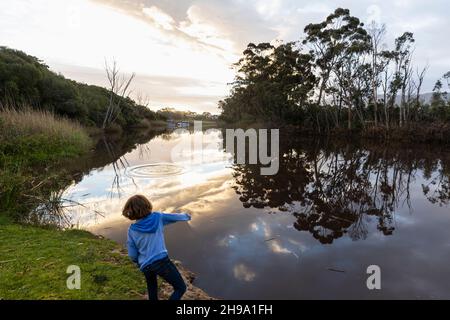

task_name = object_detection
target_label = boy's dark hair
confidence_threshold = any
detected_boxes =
[122,195,153,220]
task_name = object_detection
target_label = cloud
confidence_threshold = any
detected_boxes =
[142,6,176,30]
[91,0,277,54]
[50,62,227,112]
[366,4,382,24]
[1,0,449,113]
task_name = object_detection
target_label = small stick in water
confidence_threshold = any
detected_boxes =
[327,268,346,273]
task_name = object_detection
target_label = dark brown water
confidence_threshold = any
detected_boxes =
[61,129,450,299]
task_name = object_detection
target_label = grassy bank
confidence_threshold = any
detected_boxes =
[0,108,144,300]
[0,108,93,218]
[0,218,147,299]
[0,108,141,299]
[0,108,91,163]
[0,215,212,300]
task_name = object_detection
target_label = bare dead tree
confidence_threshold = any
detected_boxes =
[380,55,393,129]
[368,22,387,127]
[102,59,136,129]
[412,65,428,120]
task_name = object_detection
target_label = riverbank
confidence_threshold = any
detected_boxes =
[0,109,213,300]
[0,108,93,219]
[224,119,450,144]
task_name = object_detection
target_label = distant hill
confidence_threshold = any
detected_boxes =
[0,47,163,128]
[377,92,449,105]
[419,92,449,104]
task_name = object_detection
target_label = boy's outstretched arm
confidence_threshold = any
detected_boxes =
[161,212,192,226]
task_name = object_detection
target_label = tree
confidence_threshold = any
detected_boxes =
[102,59,136,129]
[303,8,371,129]
[223,42,315,123]
[444,71,450,89]
[390,32,415,127]
[219,7,447,135]
[0,47,160,128]
[367,22,387,127]
[412,65,428,121]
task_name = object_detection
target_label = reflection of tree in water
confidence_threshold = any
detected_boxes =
[422,161,450,206]
[230,134,450,244]
[27,129,167,227]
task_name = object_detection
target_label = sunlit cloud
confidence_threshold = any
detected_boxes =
[1,0,449,113]
[142,6,176,31]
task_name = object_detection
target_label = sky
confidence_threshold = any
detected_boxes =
[0,0,448,114]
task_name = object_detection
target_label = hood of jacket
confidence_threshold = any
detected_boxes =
[130,212,160,233]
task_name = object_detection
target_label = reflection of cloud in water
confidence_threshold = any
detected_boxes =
[269,241,292,255]
[62,129,236,228]
[233,264,256,282]
[287,238,308,252]
[218,234,237,247]
[249,218,304,259]
[67,171,235,229]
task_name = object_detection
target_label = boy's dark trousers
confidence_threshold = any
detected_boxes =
[142,256,187,300]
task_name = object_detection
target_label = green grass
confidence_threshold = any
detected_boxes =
[0,108,92,164]
[0,221,146,299]
[0,108,93,219]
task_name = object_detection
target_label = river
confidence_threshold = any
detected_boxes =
[57,127,450,299]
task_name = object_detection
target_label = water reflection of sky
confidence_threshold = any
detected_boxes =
[63,130,450,299]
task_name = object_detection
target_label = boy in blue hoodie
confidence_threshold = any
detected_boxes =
[122,194,191,300]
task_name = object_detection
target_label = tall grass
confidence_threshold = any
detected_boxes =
[0,107,92,219]
[0,108,92,162]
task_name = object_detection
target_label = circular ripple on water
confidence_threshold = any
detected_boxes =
[125,163,185,178]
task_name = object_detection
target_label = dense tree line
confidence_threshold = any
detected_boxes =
[219,8,449,133]
[157,107,218,121]
[0,47,163,128]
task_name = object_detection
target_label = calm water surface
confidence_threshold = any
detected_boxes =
[61,129,450,299]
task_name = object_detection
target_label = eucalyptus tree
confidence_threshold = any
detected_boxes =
[219,7,447,134]
[412,65,428,122]
[303,8,371,129]
[271,42,316,118]
[430,79,449,120]
[444,71,450,89]
[390,32,415,127]
[227,41,316,122]
[378,50,396,128]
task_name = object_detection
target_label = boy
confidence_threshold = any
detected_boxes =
[123,195,191,300]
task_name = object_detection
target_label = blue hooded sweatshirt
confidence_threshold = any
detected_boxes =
[127,212,191,270]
